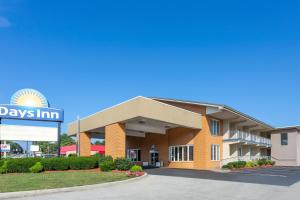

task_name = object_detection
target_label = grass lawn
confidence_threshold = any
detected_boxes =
[0,171,131,193]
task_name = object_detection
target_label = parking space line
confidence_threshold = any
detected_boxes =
[237,172,287,178]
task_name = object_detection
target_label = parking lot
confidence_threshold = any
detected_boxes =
[8,167,300,200]
[146,166,300,186]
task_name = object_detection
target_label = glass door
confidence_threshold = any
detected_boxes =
[150,152,159,166]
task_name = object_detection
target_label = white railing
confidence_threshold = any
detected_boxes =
[226,130,271,147]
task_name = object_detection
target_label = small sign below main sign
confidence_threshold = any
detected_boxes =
[0,144,10,152]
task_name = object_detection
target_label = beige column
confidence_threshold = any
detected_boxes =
[79,132,91,156]
[105,123,126,159]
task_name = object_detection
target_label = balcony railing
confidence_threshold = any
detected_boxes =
[223,130,271,147]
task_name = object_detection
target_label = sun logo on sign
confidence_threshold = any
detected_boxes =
[10,89,49,108]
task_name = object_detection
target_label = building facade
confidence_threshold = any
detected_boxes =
[68,96,275,169]
[270,126,300,166]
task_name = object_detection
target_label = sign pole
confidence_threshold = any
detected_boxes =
[3,140,6,158]
[57,122,61,157]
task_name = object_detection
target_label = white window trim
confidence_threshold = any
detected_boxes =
[169,145,194,162]
[211,144,220,161]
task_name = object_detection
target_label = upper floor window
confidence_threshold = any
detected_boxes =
[210,119,220,136]
[281,133,288,145]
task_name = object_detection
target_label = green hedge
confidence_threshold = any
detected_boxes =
[69,157,98,170]
[0,157,99,173]
[114,158,132,171]
[6,158,41,173]
[29,162,44,173]
[222,159,275,169]
[41,157,70,171]
[100,160,115,172]
[0,156,142,173]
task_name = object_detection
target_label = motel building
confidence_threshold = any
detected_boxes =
[68,96,274,169]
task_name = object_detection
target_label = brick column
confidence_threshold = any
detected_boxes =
[105,123,126,159]
[79,132,91,156]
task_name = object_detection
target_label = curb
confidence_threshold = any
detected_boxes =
[0,173,148,199]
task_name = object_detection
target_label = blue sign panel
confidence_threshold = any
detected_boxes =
[0,104,64,122]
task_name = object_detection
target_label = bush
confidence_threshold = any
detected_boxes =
[68,154,77,157]
[69,157,98,170]
[98,155,113,165]
[41,157,69,171]
[0,159,6,167]
[222,164,229,169]
[257,159,267,166]
[0,161,8,174]
[100,160,115,172]
[114,158,132,171]
[266,160,275,166]
[245,161,255,168]
[223,161,247,169]
[130,165,143,172]
[6,158,41,173]
[29,162,44,173]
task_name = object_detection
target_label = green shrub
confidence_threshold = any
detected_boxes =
[130,165,143,172]
[68,154,77,157]
[114,158,132,171]
[0,159,6,167]
[69,157,98,170]
[225,161,247,169]
[245,161,255,168]
[29,162,44,173]
[257,159,267,166]
[266,160,275,166]
[222,164,229,169]
[98,155,113,165]
[100,160,115,172]
[7,158,41,173]
[0,161,8,174]
[41,157,69,171]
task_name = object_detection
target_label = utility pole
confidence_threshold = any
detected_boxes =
[76,116,80,157]
[57,122,61,157]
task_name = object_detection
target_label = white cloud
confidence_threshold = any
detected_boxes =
[0,16,10,27]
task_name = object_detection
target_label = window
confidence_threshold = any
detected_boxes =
[210,119,220,136]
[127,149,141,162]
[211,144,220,161]
[238,147,243,157]
[169,145,194,162]
[281,133,288,145]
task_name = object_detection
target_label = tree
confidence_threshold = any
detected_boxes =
[36,133,75,154]
[60,133,76,146]
[94,140,105,145]
[36,141,57,154]
[7,141,23,154]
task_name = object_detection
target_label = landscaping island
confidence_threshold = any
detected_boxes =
[0,171,130,193]
[0,155,144,193]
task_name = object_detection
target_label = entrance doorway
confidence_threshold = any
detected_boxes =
[149,145,159,167]
[150,152,159,166]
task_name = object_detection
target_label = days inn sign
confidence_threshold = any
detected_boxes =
[0,104,63,122]
[0,89,63,122]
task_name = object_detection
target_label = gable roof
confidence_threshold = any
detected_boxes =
[151,97,274,129]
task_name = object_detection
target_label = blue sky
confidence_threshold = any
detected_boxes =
[0,0,300,132]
